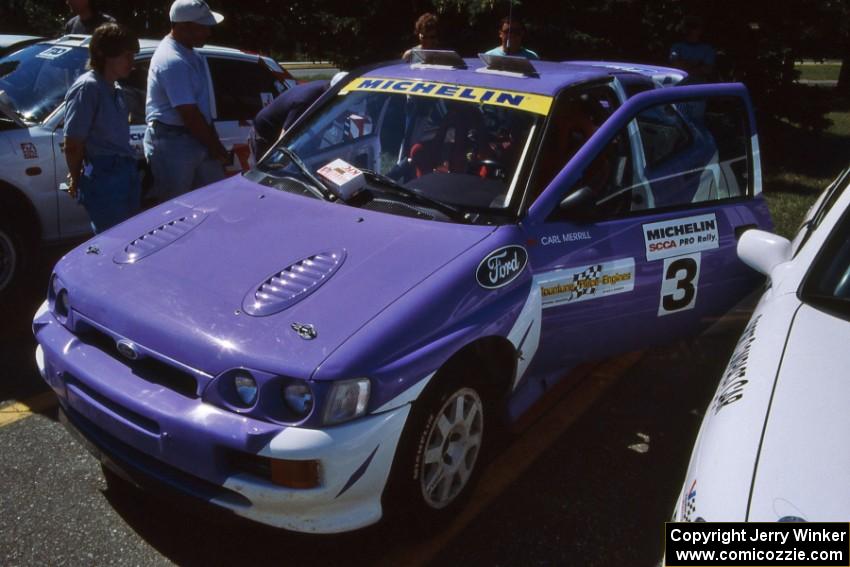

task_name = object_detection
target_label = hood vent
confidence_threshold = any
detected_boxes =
[243,250,347,316]
[113,212,207,264]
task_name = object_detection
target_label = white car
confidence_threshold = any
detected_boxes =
[0,35,292,297]
[673,166,850,522]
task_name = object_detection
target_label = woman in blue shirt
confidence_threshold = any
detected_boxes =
[64,23,140,233]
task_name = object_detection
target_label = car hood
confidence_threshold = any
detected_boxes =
[56,175,495,379]
[675,291,798,522]
[747,303,850,521]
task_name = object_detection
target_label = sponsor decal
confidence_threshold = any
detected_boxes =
[36,46,71,60]
[476,246,528,289]
[682,479,697,521]
[712,314,761,413]
[340,77,553,116]
[540,231,592,246]
[658,253,702,316]
[20,142,38,160]
[536,258,634,308]
[642,213,719,261]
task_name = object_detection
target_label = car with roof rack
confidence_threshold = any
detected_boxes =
[0,34,292,297]
[672,166,850,524]
[34,49,772,533]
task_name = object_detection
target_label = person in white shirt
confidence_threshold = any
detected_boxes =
[143,0,228,201]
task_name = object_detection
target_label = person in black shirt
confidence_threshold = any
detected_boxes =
[64,0,116,35]
[250,80,329,158]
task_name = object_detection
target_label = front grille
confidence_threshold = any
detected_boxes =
[76,323,199,398]
[62,404,251,509]
[65,373,161,435]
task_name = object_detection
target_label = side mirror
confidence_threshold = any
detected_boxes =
[558,186,594,215]
[737,229,792,276]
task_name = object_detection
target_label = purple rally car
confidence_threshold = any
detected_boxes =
[33,52,771,533]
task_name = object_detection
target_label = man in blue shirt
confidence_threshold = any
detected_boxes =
[669,16,716,84]
[64,24,140,233]
[64,0,116,35]
[144,0,227,202]
[485,17,539,60]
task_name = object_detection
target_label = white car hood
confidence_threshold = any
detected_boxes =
[676,291,798,522]
[748,303,850,521]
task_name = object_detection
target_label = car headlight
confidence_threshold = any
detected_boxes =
[323,378,370,425]
[233,372,258,406]
[282,381,314,419]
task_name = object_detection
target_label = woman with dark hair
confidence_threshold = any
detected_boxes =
[64,23,141,233]
[402,12,439,62]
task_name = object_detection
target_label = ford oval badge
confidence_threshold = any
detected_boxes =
[116,339,140,360]
[476,246,528,289]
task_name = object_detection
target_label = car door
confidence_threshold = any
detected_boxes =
[521,83,769,376]
[204,55,285,174]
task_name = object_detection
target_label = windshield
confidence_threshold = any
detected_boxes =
[256,77,544,218]
[800,202,850,321]
[0,43,89,123]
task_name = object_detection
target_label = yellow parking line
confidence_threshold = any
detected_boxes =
[376,351,644,567]
[0,391,57,428]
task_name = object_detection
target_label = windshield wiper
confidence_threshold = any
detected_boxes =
[358,168,468,222]
[272,146,336,202]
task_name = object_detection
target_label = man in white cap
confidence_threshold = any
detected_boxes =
[143,0,228,201]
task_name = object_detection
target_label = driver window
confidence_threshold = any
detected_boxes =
[561,95,752,221]
[530,84,620,201]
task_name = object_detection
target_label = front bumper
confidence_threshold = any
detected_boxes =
[34,304,410,533]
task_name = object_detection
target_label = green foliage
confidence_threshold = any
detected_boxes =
[2,0,848,130]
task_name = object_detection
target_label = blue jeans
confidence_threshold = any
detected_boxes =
[144,121,225,202]
[78,155,141,234]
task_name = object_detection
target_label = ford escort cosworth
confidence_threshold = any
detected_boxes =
[33,52,771,533]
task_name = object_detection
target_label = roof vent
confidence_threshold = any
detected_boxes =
[477,53,539,78]
[113,211,207,264]
[242,250,347,316]
[410,49,467,70]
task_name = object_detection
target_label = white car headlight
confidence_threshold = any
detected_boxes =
[323,378,370,425]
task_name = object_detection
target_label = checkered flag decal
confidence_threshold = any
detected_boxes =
[683,480,697,521]
[569,264,603,300]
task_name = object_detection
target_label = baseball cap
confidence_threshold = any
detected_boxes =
[170,0,224,25]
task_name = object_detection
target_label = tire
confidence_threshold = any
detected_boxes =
[384,371,494,528]
[0,214,35,300]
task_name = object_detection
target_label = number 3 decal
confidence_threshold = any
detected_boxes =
[658,253,701,316]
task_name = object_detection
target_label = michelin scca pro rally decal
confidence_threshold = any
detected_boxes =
[642,213,719,261]
[476,246,528,289]
[536,258,634,308]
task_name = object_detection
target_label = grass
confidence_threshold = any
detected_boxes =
[761,98,850,238]
[796,63,841,82]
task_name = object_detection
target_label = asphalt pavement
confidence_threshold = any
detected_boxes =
[0,244,747,566]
